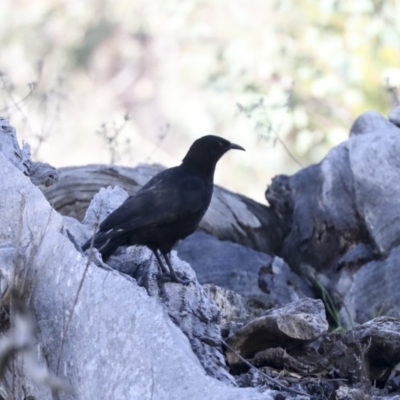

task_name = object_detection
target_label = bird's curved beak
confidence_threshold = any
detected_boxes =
[229,142,245,151]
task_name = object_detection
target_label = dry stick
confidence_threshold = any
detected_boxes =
[23,207,54,301]
[0,61,42,114]
[96,116,129,164]
[262,88,303,169]
[276,136,303,168]
[222,340,308,396]
[145,123,170,163]
[33,79,64,159]
[353,332,373,397]
[10,194,26,399]
[55,257,91,375]
[8,193,27,399]
[55,203,103,374]
[0,74,37,115]
[14,192,27,283]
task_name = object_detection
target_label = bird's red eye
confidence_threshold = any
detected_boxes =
[219,142,223,148]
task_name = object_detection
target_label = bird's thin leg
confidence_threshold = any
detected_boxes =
[161,253,190,285]
[153,250,169,274]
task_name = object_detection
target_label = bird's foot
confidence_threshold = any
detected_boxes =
[158,272,191,286]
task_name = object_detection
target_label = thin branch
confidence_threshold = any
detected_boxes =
[0,75,37,114]
[96,114,130,164]
[145,123,171,162]
[55,202,103,374]
[238,85,303,168]
[55,259,91,375]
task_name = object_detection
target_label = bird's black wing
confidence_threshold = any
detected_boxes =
[99,166,210,234]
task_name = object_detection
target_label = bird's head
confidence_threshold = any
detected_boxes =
[182,135,245,177]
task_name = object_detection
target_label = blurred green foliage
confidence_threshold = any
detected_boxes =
[0,0,399,200]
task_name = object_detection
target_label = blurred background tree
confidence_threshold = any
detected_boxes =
[0,0,399,202]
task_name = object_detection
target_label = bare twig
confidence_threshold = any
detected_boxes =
[353,334,373,398]
[31,75,66,159]
[0,74,38,115]
[237,83,303,168]
[145,123,171,162]
[55,202,103,374]
[96,113,130,164]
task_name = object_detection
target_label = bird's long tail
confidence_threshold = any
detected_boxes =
[81,232,128,262]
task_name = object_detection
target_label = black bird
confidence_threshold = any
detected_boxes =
[82,135,245,283]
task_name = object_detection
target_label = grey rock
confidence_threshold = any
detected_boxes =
[0,151,275,399]
[337,242,374,268]
[342,246,400,324]
[202,284,273,339]
[177,231,271,298]
[348,129,400,255]
[277,141,364,275]
[141,250,235,384]
[319,317,400,387]
[335,387,366,400]
[258,256,314,304]
[29,161,59,187]
[203,284,250,325]
[352,317,400,365]
[178,228,312,306]
[62,215,91,250]
[269,116,400,277]
[82,185,129,234]
[0,117,58,188]
[349,110,399,136]
[225,298,328,369]
[265,110,400,326]
[0,291,66,399]
[386,362,400,393]
[0,117,31,175]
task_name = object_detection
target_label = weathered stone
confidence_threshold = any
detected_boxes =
[203,284,250,325]
[341,246,400,324]
[265,111,400,328]
[29,161,59,187]
[82,185,129,234]
[258,256,314,304]
[337,242,374,269]
[387,362,400,393]
[349,110,398,136]
[0,117,58,188]
[177,231,271,298]
[225,299,328,370]
[0,117,31,175]
[351,317,400,380]
[317,317,400,388]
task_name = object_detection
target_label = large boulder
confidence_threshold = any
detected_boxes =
[266,111,400,324]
